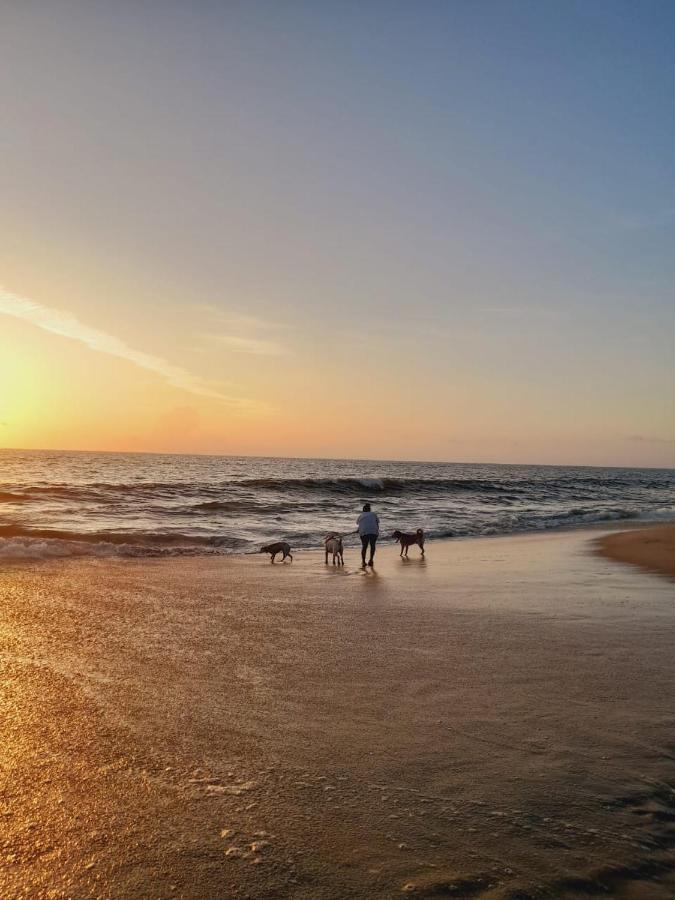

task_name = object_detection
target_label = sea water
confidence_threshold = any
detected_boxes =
[0,450,673,558]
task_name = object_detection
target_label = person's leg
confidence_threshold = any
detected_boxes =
[360,534,368,566]
[368,535,377,565]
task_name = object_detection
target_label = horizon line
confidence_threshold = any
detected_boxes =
[0,446,673,472]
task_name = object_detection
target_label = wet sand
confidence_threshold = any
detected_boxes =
[597,524,675,582]
[1,530,675,899]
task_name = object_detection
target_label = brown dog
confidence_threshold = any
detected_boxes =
[392,528,425,557]
[324,533,344,565]
[260,541,293,562]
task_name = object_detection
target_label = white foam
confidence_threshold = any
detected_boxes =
[0,537,121,560]
[357,478,385,490]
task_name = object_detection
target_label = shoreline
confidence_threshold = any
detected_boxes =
[1,516,669,566]
[596,523,675,582]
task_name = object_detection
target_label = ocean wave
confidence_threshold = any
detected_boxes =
[0,537,246,560]
[3,473,671,505]
[190,499,261,512]
[0,524,246,556]
[475,507,642,537]
[2,452,673,563]
[545,506,641,524]
[0,538,123,560]
[232,476,523,495]
[0,476,525,504]
[0,506,666,560]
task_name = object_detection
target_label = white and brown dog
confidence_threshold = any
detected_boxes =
[324,533,344,565]
[392,528,425,557]
[260,541,293,563]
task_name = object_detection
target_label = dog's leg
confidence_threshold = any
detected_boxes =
[325,549,328,564]
[271,553,276,563]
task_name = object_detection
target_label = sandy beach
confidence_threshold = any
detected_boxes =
[597,525,675,583]
[2,528,675,899]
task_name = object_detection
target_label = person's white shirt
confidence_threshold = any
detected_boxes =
[357,510,380,535]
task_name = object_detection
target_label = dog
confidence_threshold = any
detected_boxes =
[392,528,425,557]
[260,541,293,563]
[324,533,344,565]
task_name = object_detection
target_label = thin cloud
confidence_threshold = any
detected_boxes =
[201,307,291,332]
[0,287,263,410]
[208,334,285,355]
[197,304,289,328]
[197,304,289,355]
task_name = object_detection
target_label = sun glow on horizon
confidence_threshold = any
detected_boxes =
[0,342,45,443]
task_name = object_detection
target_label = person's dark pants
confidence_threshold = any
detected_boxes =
[360,534,377,565]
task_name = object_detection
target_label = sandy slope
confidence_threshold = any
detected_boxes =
[597,524,675,582]
[1,530,675,898]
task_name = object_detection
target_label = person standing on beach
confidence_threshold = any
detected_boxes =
[357,502,380,567]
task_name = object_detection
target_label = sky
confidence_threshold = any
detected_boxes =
[1,0,673,466]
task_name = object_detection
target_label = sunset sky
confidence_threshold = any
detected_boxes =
[1,1,674,466]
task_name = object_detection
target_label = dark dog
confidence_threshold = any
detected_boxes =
[392,529,425,557]
[324,533,344,565]
[260,541,293,563]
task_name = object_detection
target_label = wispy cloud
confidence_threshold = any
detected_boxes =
[0,287,262,409]
[208,334,285,355]
[197,304,289,355]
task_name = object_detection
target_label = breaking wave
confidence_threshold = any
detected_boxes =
[1,452,673,560]
[0,524,246,559]
[2,472,673,503]
[0,506,653,560]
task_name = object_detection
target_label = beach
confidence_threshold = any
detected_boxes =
[2,527,675,899]
[597,525,675,582]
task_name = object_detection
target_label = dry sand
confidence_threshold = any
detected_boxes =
[1,529,675,899]
[597,524,675,582]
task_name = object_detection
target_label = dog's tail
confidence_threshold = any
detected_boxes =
[416,528,424,536]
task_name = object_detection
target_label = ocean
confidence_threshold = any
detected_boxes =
[0,449,673,559]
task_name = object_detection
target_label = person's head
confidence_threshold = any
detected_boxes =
[363,503,371,512]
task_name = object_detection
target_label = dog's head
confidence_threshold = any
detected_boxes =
[392,530,402,540]
[260,545,270,554]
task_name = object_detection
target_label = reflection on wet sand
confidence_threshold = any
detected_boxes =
[1,529,675,898]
